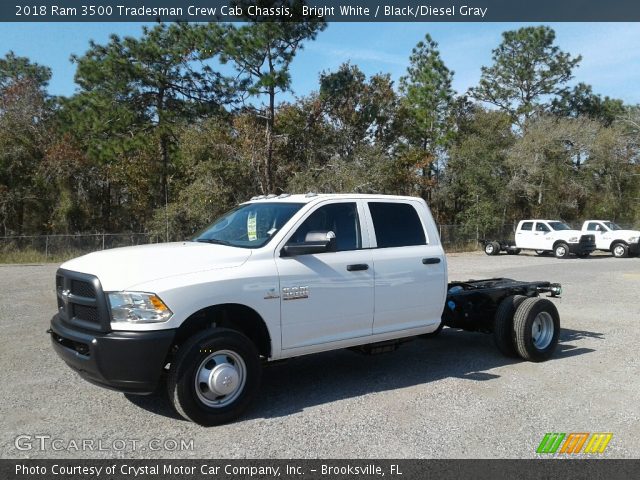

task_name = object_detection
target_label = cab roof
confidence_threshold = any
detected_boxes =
[243,193,422,204]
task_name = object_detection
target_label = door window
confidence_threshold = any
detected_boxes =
[587,222,601,231]
[520,222,533,231]
[368,202,426,248]
[288,202,361,252]
[536,223,550,233]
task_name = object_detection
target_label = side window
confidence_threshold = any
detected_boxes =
[536,223,550,232]
[520,222,533,231]
[368,202,426,248]
[288,202,361,252]
[587,223,600,231]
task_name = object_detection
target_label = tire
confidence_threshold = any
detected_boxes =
[535,250,547,256]
[512,297,560,362]
[507,248,521,255]
[484,242,497,256]
[554,242,570,259]
[167,328,261,426]
[612,242,629,258]
[493,295,527,357]
[577,252,590,258]
[491,241,501,255]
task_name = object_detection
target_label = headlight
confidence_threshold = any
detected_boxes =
[628,237,639,243]
[108,292,173,324]
[568,237,578,243]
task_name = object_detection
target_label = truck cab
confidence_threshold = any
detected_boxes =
[50,194,448,425]
[582,220,640,258]
[515,220,595,258]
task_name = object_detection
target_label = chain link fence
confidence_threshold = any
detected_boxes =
[0,225,519,263]
[0,233,162,263]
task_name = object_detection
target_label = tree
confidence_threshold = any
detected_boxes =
[319,63,399,155]
[400,34,455,152]
[0,52,52,235]
[505,116,598,219]
[398,34,455,203]
[68,22,229,229]
[552,83,625,126]
[470,26,581,127]
[440,107,515,234]
[217,3,326,192]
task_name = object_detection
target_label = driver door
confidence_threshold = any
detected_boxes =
[275,201,374,350]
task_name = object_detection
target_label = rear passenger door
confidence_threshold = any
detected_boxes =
[365,200,446,335]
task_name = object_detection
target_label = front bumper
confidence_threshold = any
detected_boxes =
[629,242,640,256]
[568,241,595,255]
[49,313,175,394]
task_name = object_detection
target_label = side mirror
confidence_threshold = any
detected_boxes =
[282,230,336,257]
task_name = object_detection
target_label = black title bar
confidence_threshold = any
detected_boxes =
[2,459,640,480]
[3,0,640,22]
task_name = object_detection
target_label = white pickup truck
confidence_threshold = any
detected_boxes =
[484,219,596,259]
[581,220,640,258]
[50,194,562,425]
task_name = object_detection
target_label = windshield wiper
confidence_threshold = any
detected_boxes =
[195,238,232,246]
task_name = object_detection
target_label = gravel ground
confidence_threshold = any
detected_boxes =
[1,251,639,459]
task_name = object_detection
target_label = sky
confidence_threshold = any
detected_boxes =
[1,22,640,104]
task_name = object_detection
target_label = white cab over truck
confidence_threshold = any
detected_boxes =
[581,220,640,258]
[50,194,562,425]
[484,220,596,259]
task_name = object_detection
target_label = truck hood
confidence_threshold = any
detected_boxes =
[553,230,584,239]
[608,229,640,239]
[60,242,252,291]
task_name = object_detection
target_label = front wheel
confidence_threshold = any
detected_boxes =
[612,242,629,258]
[554,243,570,259]
[512,297,560,362]
[167,328,261,426]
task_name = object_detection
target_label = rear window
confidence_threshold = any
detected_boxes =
[368,202,426,248]
[520,222,533,231]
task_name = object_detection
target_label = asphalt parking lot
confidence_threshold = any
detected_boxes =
[1,251,639,459]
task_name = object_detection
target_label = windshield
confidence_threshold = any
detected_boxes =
[192,202,304,248]
[602,221,622,230]
[548,222,572,231]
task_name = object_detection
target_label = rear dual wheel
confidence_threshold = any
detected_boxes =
[484,241,501,256]
[493,296,560,362]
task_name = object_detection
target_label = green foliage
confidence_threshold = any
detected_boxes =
[400,34,455,151]
[2,23,640,250]
[471,26,581,126]
[0,52,52,235]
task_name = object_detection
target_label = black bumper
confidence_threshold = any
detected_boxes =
[630,242,640,256]
[50,314,175,394]
[568,242,595,255]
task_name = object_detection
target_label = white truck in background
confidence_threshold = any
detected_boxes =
[484,219,596,259]
[581,220,640,258]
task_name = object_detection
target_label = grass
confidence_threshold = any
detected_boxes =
[0,248,86,264]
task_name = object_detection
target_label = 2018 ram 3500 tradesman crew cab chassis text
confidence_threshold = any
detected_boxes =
[49,194,562,425]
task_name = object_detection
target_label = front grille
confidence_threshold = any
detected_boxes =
[71,280,96,298]
[56,269,108,331]
[73,304,99,323]
[580,234,596,245]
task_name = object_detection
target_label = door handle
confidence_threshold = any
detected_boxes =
[422,257,441,265]
[346,264,369,271]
